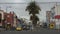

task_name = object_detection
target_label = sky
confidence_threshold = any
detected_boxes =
[0,0,60,22]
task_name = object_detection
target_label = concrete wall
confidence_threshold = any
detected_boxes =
[55,5,60,15]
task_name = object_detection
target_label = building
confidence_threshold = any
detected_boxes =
[5,12,18,27]
[6,12,14,27]
[0,10,18,28]
[13,12,18,27]
[53,5,60,15]
[46,11,52,23]
[50,5,60,29]
[46,10,55,26]
[0,10,4,27]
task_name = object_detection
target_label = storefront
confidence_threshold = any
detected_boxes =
[54,15,60,29]
[6,23,11,30]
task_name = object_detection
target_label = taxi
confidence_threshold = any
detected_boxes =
[16,26,23,31]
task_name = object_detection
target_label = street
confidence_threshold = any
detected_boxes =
[0,27,60,34]
[0,27,60,32]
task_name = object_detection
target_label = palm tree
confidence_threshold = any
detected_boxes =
[25,1,41,28]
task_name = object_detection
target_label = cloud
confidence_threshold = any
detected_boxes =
[0,0,60,22]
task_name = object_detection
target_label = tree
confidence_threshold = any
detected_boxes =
[25,1,41,27]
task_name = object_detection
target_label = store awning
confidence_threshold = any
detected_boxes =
[54,15,60,19]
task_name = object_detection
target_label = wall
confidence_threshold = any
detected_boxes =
[55,5,60,15]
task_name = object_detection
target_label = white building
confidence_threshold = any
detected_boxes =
[51,5,60,29]
[52,5,60,15]
[0,10,4,26]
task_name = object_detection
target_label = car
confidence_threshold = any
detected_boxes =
[10,27,16,31]
[22,25,26,30]
[22,25,30,30]
[26,25,30,30]
[0,28,6,32]
[16,27,23,31]
[43,23,47,28]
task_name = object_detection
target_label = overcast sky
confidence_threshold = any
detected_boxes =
[0,0,60,22]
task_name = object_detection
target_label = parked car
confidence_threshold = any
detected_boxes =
[10,27,16,31]
[42,23,47,28]
[16,26,23,31]
[22,25,30,30]
[0,28,6,32]
[26,25,30,30]
[16,23,23,31]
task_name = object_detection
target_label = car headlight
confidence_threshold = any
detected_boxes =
[16,27,21,29]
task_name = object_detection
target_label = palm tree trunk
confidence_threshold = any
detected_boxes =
[32,14,37,31]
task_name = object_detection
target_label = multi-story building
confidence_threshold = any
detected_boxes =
[46,10,55,26]
[0,10,18,28]
[5,12,18,27]
[46,11,51,23]
[0,10,4,27]
[51,5,60,29]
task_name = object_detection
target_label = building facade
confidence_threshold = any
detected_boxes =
[50,5,60,29]
[0,10,18,28]
[46,10,55,27]
[46,11,51,23]
[0,10,4,27]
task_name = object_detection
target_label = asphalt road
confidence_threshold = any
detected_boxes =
[0,27,60,34]
[0,27,60,32]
